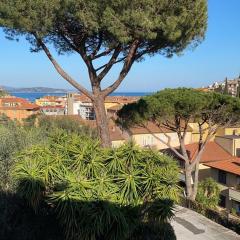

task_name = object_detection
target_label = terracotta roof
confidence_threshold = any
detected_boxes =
[0,97,40,110]
[204,159,240,176]
[40,106,65,109]
[43,96,63,100]
[185,142,233,163]
[129,121,192,135]
[73,94,139,104]
[196,88,210,92]
[105,96,139,104]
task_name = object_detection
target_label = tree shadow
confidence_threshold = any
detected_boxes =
[0,190,177,240]
[0,191,64,240]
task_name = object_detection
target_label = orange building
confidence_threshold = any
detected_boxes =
[35,95,66,107]
[0,97,40,122]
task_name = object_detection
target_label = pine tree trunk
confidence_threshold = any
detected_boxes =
[192,161,200,200]
[185,165,193,200]
[93,94,111,148]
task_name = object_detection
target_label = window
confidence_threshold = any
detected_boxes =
[219,195,226,208]
[142,135,153,146]
[237,176,240,185]
[218,170,226,184]
[236,148,240,157]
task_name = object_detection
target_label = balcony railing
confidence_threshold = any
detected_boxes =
[217,183,229,191]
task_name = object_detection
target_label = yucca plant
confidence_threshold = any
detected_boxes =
[13,131,180,240]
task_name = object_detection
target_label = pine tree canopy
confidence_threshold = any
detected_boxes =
[0,0,207,59]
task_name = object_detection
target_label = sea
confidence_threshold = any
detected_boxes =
[11,92,151,102]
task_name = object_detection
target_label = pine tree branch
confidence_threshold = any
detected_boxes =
[102,40,140,96]
[34,35,93,100]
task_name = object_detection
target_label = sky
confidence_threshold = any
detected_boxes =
[0,0,240,92]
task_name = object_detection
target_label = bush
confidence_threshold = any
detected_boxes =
[13,132,180,240]
[38,115,97,138]
[196,178,220,209]
[0,124,47,191]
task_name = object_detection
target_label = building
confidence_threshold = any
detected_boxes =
[66,93,95,120]
[188,122,213,143]
[224,78,240,97]
[40,105,65,116]
[216,126,240,138]
[0,96,40,122]
[104,96,140,111]
[183,137,240,214]
[206,76,240,97]
[128,121,193,150]
[204,158,240,213]
[35,95,66,107]
[66,93,139,120]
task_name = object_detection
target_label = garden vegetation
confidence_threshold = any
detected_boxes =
[0,116,180,240]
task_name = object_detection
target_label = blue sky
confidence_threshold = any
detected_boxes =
[0,0,240,92]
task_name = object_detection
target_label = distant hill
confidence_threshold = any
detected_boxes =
[0,86,71,93]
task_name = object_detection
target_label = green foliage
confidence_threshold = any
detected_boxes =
[0,114,98,191]
[196,178,220,209]
[231,208,237,216]
[0,123,47,191]
[118,88,240,128]
[13,132,180,240]
[0,89,9,97]
[23,113,40,127]
[0,0,207,146]
[0,113,12,126]
[0,0,207,58]
[38,115,98,138]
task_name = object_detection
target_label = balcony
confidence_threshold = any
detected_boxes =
[217,183,229,191]
[229,188,240,202]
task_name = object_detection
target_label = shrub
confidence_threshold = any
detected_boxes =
[196,178,220,209]
[38,115,97,138]
[13,132,180,240]
[0,123,47,191]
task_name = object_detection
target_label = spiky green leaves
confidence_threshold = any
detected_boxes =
[196,178,220,209]
[13,131,179,239]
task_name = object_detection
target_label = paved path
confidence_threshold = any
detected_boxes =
[171,206,240,240]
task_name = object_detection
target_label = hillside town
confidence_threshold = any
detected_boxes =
[205,76,240,97]
[1,86,240,217]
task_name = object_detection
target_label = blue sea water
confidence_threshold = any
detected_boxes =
[12,92,151,102]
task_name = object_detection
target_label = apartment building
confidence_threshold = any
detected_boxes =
[66,93,95,120]
[0,96,40,122]
[66,93,139,120]
[35,95,66,107]
[183,131,240,214]
[207,76,240,97]
[127,121,193,150]
[40,105,65,116]
[204,158,240,213]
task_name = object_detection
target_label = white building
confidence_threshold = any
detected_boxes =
[67,93,95,120]
[40,106,66,116]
